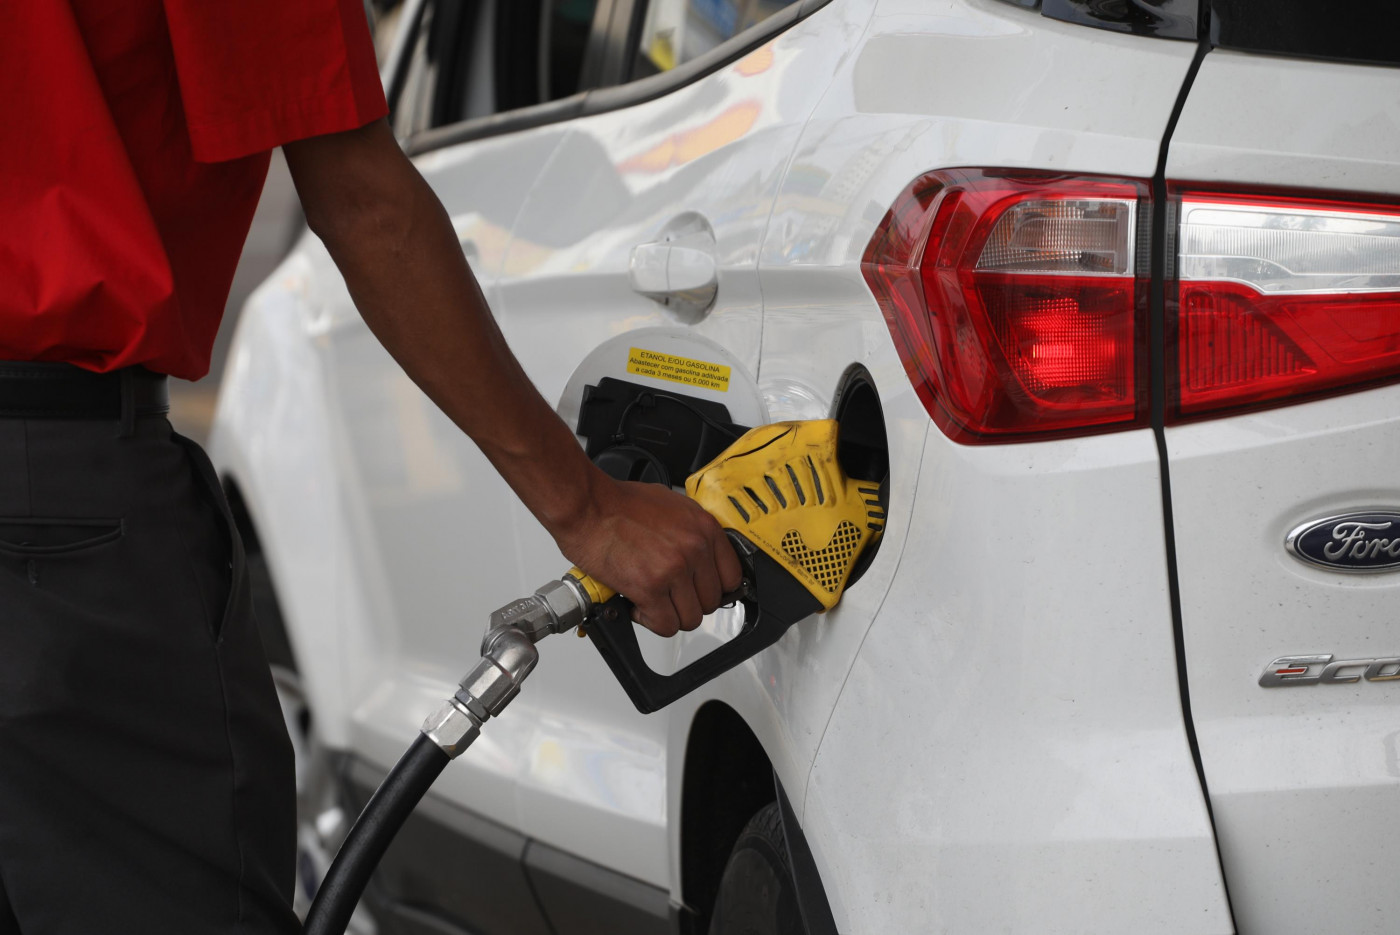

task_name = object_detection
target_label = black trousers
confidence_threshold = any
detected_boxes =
[0,412,299,934]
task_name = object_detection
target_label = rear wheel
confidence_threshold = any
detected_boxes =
[252,544,378,935]
[232,490,378,930]
[708,803,804,935]
[271,662,381,935]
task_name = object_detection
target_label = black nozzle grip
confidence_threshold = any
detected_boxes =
[585,537,823,714]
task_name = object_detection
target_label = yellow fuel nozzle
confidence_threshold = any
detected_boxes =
[568,420,882,617]
[569,418,884,713]
[685,419,883,611]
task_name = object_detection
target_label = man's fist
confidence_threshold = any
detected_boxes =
[555,476,744,636]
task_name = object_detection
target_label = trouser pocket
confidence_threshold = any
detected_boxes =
[0,518,124,556]
[0,517,125,588]
[170,432,239,643]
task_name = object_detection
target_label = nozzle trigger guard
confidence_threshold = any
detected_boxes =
[584,531,823,714]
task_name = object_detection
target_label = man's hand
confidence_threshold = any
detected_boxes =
[285,119,742,635]
[556,477,744,635]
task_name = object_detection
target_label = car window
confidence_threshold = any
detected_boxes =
[391,0,442,138]
[1208,0,1400,67]
[391,0,602,138]
[392,0,811,148]
[632,0,797,79]
[543,0,599,101]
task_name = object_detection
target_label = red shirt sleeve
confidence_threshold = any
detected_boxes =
[162,0,389,163]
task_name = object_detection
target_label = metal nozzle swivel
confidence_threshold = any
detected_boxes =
[484,578,591,646]
[420,575,593,759]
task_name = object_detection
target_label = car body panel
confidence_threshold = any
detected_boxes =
[762,1,1223,930]
[489,0,878,886]
[332,124,576,826]
[807,428,1231,934]
[1166,48,1400,935]
[210,254,362,749]
[253,125,572,829]
[1168,50,1400,194]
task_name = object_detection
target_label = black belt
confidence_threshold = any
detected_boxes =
[0,362,170,420]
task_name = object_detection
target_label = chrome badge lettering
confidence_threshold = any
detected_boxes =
[1260,654,1400,687]
[1286,511,1400,573]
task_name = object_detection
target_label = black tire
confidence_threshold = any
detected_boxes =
[709,802,805,935]
[253,562,377,935]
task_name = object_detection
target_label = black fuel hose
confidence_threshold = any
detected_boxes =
[303,734,450,935]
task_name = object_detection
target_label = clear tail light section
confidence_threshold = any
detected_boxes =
[862,169,1148,443]
[1171,190,1400,418]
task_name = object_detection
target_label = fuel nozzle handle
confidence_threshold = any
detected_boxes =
[564,419,884,713]
[565,532,820,714]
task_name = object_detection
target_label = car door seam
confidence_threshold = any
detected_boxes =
[1149,31,1239,930]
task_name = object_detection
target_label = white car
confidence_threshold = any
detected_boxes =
[210,0,1400,932]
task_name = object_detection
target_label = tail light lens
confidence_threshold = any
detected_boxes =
[1171,191,1400,417]
[862,169,1148,443]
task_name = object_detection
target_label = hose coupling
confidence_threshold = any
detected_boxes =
[426,576,593,757]
[421,697,483,759]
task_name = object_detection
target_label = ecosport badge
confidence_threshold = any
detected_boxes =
[1285,511,1400,573]
[1260,654,1400,687]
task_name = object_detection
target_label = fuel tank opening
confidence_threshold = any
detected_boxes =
[576,370,891,579]
[832,367,889,588]
[577,377,749,487]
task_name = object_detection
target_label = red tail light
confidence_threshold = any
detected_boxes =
[867,171,1400,441]
[863,169,1148,444]
[1170,190,1400,418]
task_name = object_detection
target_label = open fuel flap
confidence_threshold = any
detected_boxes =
[559,334,891,712]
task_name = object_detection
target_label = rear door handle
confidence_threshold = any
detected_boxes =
[628,241,718,318]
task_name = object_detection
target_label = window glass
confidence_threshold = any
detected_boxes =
[395,0,792,139]
[442,0,499,122]
[543,0,600,101]
[634,0,795,77]
[390,0,495,135]
[1210,0,1400,68]
[395,0,581,134]
[390,1,441,138]
[369,0,411,66]
[399,0,602,131]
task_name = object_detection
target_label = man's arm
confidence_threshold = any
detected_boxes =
[283,118,741,636]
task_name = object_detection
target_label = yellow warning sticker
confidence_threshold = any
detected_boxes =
[626,347,731,392]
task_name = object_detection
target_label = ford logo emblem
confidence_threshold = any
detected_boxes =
[1286,511,1400,573]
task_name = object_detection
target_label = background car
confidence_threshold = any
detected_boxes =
[209,0,1400,932]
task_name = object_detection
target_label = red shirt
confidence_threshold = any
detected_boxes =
[2,0,388,380]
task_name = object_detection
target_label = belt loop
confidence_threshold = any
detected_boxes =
[119,368,135,437]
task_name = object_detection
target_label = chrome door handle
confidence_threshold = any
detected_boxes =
[628,241,718,319]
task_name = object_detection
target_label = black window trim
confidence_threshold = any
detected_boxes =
[397,0,834,157]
